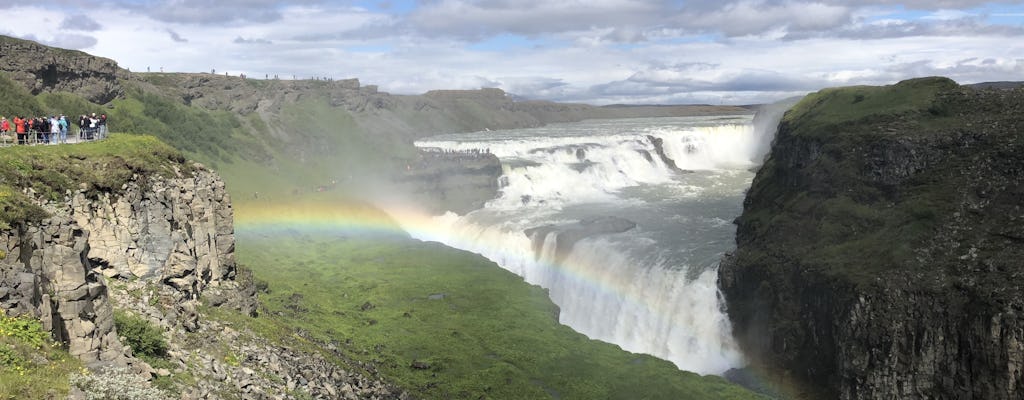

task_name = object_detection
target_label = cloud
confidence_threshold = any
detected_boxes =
[24,33,98,50]
[592,64,829,100]
[120,0,298,25]
[234,36,273,44]
[59,14,102,31]
[2,0,1022,105]
[407,0,664,41]
[167,29,188,42]
[675,1,853,37]
[833,0,1016,10]
[786,16,1024,40]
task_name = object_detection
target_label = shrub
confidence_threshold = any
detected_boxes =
[0,311,49,352]
[113,311,167,359]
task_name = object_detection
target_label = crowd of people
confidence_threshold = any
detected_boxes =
[0,113,108,145]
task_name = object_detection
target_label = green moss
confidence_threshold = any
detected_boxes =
[737,77,1022,286]
[221,230,763,399]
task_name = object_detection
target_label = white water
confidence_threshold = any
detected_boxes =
[399,115,766,375]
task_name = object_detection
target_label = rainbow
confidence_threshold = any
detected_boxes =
[232,199,656,320]
[233,200,412,236]
[231,199,750,377]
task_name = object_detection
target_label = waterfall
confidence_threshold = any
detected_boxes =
[395,116,761,375]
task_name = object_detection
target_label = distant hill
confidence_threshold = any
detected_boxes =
[968,81,1024,90]
[0,34,751,200]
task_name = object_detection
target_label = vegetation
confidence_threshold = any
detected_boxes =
[0,310,81,399]
[215,230,763,399]
[781,76,960,138]
[0,72,45,118]
[108,87,250,162]
[113,311,168,361]
[37,92,104,122]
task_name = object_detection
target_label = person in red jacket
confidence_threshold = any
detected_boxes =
[1,117,9,146]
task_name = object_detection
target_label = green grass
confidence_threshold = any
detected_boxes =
[107,87,249,163]
[0,73,45,118]
[223,230,762,399]
[783,76,959,138]
[0,310,82,400]
[37,92,104,121]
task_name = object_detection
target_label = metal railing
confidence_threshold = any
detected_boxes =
[0,126,109,147]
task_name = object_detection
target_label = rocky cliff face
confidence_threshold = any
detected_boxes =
[719,78,1024,399]
[67,167,237,298]
[0,165,244,368]
[0,36,126,104]
[0,217,125,365]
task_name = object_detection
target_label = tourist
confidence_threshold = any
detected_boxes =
[99,114,107,138]
[78,115,87,139]
[14,116,26,144]
[49,116,59,144]
[0,117,8,145]
[88,113,98,139]
[58,115,68,143]
[28,117,37,144]
[36,117,49,144]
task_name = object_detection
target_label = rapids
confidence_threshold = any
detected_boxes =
[397,115,769,375]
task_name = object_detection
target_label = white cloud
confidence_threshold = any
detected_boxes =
[0,1,1021,104]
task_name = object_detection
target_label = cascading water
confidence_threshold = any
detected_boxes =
[396,115,767,375]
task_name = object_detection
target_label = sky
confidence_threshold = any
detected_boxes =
[1,0,1022,105]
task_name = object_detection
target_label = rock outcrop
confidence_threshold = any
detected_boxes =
[0,165,243,367]
[719,77,1024,399]
[0,35,125,104]
[525,216,637,263]
[0,217,125,365]
[393,149,503,214]
[66,167,237,299]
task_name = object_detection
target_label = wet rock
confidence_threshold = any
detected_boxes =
[524,216,637,263]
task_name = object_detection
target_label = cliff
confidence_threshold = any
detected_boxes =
[0,35,125,104]
[0,135,240,364]
[718,77,1024,399]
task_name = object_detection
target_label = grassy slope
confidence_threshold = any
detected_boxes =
[225,230,761,400]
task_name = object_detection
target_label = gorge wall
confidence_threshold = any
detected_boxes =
[0,163,242,366]
[719,77,1024,399]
